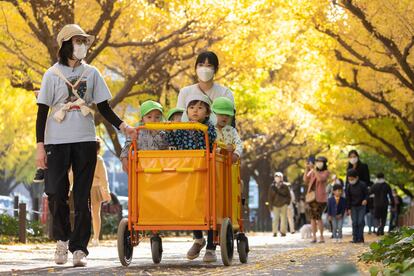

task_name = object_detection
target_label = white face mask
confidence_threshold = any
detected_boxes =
[349,179,357,185]
[274,177,282,183]
[376,178,385,184]
[349,157,358,165]
[316,162,324,169]
[196,67,215,82]
[73,43,87,60]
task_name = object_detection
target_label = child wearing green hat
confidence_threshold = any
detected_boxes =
[212,97,242,163]
[119,100,168,172]
[166,107,185,122]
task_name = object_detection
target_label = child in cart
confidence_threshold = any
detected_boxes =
[166,94,217,262]
[119,100,168,172]
[211,97,242,163]
[166,107,184,122]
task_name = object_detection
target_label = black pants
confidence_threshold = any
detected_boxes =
[375,207,388,236]
[194,230,216,250]
[45,142,97,255]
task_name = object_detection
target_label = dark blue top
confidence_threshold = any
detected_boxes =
[327,196,347,216]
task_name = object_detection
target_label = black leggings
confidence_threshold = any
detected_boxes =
[45,142,97,255]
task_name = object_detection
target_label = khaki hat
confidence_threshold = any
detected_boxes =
[57,24,95,50]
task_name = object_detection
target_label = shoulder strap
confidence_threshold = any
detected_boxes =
[51,65,91,99]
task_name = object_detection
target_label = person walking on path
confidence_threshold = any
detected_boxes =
[369,173,394,236]
[90,138,111,246]
[346,150,372,236]
[345,169,368,243]
[176,51,235,125]
[303,156,330,243]
[286,182,296,234]
[389,189,403,232]
[327,184,346,242]
[268,172,291,237]
[35,24,136,267]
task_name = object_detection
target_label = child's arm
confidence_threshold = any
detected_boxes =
[207,123,217,151]
[120,138,132,172]
[232,127,243,158]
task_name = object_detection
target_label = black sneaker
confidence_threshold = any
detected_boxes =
[33,169,45,183]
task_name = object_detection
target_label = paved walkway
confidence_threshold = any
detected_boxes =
[0,229,372,275]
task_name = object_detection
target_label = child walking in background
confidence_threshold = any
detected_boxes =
[327,184,346,242]
[211,97,242,163]
[119,100,168,172]
[166,94,217,263]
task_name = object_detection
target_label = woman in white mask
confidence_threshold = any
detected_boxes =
[35,24,136,268]
[303,156,330,243]
[176,51,235,126]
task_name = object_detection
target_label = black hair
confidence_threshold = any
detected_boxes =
[376,172,385,178]
[58,39,74,66]
[333,184,343,191]
[348,150,359,158]
[195,51,219,73]
[187,100,211,115]
[347,168,359,178]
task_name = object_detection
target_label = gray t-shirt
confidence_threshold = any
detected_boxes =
[37,62,112,145]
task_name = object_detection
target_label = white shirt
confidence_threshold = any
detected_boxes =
[176,83,235,109]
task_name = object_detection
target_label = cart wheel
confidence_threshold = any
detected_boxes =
[237,235,249,263]
[220,218,234,266]
[117,218,134,266]
[151,236,163,264]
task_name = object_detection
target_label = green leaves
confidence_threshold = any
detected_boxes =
[361,227,414,275]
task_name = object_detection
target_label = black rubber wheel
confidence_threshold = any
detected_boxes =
[117,218,134,266]
[220,218,234,266]
[151,236,163,264]
[237,238,248,263]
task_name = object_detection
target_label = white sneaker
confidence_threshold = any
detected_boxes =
[203,249,217,263]
[54,240,68,265]
[338,238,342,243]
[73,250,87,267]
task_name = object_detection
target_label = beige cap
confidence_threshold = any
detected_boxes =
[57,24,95,50]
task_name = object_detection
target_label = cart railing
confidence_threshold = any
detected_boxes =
[127,122,213,231]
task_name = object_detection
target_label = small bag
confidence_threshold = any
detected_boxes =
[305,178,317,203]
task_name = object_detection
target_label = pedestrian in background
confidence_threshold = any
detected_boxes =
[369,173,394,236]
[345,169,368,243]
[268,172,291,237]
[327,184,346,242]
[304,156,330,243]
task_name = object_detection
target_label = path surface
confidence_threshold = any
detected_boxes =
[0,229,372,275]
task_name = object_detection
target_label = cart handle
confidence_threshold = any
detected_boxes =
[136,122,208,132]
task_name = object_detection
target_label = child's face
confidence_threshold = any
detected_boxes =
[170,112,183,122]
[216,114,231,128]
[142,110,162,123]
[187,101,209,122]
[334,189,343,197]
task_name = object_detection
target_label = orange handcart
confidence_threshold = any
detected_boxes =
[116,122,249,266]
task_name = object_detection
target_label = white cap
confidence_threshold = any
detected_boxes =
[185,93,211,109]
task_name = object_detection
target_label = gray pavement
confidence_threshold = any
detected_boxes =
[0,229,369,275]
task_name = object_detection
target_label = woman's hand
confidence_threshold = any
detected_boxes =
[120,122,137,140]
[36,143,47,169]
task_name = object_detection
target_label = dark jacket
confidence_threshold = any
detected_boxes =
[346,180,368,209]
[268,182,291,208]
[327,196,346,217]
[370,182,395,212]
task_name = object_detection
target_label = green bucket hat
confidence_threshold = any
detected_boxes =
[140,100,163,118]
[166,107,185,121]
[212,97,234,116]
